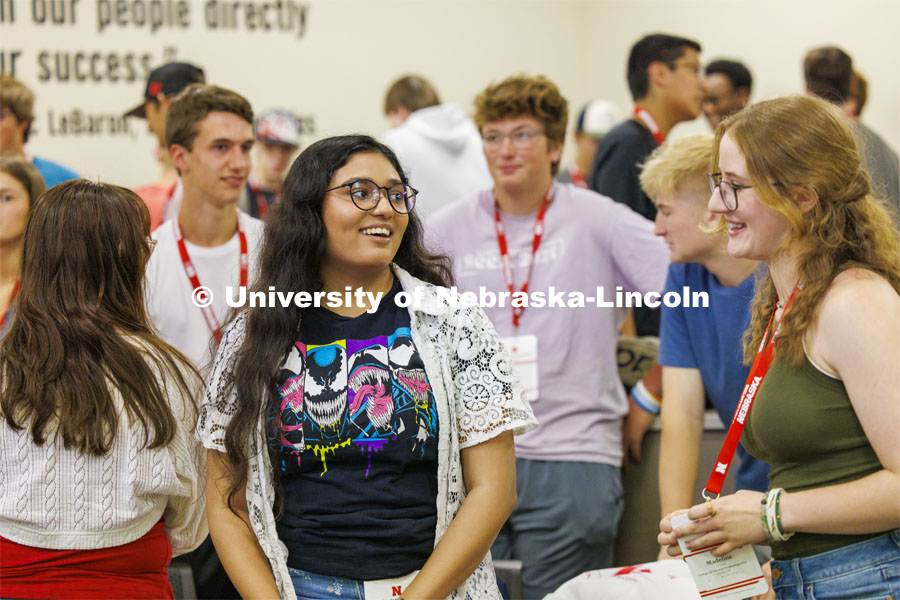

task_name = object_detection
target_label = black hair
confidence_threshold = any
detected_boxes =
[220,134,452,514]
[705,59,753,93]
[627,33,702,101]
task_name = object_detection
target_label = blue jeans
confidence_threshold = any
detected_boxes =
[771,530,900,599]
[289,567,365,600]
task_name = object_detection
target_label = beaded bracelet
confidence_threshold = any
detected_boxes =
[762,488,795,543]
[774,487,790,539]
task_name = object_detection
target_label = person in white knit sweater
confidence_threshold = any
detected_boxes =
[0,180,207,599]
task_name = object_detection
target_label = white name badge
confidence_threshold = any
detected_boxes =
[500,334,539,401]
[671,513,769,599]
[362,570,420,600]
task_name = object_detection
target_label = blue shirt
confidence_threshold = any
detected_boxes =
[32,156,79,188]
[658,262,770,492]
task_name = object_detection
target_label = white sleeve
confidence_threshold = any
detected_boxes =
[448,305,539,449]
[163,361,208,556]
[196,312,247,453]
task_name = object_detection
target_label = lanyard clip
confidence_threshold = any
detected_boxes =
[701,489,720,502]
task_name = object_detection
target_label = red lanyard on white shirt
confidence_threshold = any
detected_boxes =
[703,280,802,498]
[173,217,248,342]
[493,188,552,328]
[633,107,665,145]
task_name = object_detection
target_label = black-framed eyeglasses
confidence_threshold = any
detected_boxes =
[326,179,417,214]
[708,172,751,212]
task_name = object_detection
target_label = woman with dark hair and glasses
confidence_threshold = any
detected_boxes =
[659,95,900,599]
[200,134,536,599]
[0,180,207,599]
[0,156,45,339]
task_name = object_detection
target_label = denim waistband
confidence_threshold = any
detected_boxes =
[770,530,900,588]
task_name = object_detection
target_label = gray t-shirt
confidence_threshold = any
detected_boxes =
[853,121,900,227]
[427,182,669,466]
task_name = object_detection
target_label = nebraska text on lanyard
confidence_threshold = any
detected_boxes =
[493,188,553,328]
[173,217,249,342]
[703,281,802,499]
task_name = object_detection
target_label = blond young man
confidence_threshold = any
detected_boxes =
[639,136,769,560]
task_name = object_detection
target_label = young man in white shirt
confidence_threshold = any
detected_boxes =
[146,84,264,374]
[144,83,264,599]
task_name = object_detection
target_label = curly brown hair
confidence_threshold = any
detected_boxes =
[712,95,900,366]
[473,75,568,175]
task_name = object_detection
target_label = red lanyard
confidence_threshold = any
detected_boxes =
[568,165,588,189]
[247,176,279,219]
[704,281,802,498]
[0,280,20,330]
[173,217,248,342]
[493,188,552,328]
[634,107,665,145]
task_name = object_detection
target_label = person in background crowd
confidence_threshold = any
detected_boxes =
[636,136,769,561]
[238,108,302,219]
[556,98,622,188]
[659,95,900,600]
[701,59,752,130]
[0,180,206,599]
[144,83,263,600]
[146,83,264,371]
[0,157,44,339]
[803,46,899,225]
[0,75,79,187]
[846,70,867,119]
[588,33,703,223]
[382,74,492,219]
[428,75,668,599]
[124,62,207,229]
[200,134,536,599]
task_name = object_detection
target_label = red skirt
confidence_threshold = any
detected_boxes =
[0,520,174,599]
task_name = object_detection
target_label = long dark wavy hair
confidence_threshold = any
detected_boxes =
[0,180,199,455]
[221,134,452,512]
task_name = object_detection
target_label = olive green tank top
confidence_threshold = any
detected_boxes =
[741,348,884,559]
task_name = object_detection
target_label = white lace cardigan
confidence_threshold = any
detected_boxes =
[197,265,538,599]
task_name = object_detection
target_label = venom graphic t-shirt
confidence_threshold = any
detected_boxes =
[272,279,439,580]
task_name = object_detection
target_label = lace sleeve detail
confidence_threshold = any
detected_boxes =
[196,312,247,452]
[448,305,538,449]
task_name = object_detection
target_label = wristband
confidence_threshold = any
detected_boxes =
[762,488,794,543]
[631,380,662,415]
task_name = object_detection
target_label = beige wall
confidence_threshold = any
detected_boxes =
[5,0,898,188]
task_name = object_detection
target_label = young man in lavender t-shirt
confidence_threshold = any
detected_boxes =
[427,75,669,599]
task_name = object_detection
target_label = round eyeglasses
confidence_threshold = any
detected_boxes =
[481,129,546,150]
[708,172,751,212]
[326,179,417,214]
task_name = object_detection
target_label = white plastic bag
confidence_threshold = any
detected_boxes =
[543,559,702,600]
